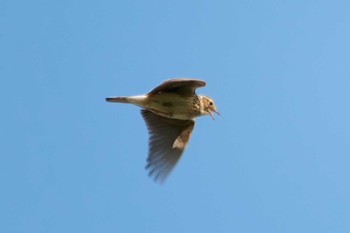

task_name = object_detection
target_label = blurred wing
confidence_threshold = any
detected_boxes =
[141,109,195,183]
[148,78,206,96]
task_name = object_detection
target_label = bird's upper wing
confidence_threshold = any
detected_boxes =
[141,109,195,183]
[147,78,206,96]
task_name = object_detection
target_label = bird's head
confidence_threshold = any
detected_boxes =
[200,96,220,119]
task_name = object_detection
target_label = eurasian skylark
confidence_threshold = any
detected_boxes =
[106,78,219,183]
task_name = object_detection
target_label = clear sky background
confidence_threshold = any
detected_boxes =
[1,0,350,232]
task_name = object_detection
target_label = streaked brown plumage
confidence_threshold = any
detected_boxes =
[106,78,219,183]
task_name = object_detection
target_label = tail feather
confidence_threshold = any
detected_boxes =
[105,96,130,103]
[106,95,147,107]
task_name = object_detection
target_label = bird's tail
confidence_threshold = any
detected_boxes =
[105,96,130,103]
[105,95,148,106]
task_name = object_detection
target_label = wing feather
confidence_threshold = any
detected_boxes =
[141,109,195,183]
[147,78,205,96]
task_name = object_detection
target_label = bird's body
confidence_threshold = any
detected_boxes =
[106,78,218,183]
[107,93,202,120]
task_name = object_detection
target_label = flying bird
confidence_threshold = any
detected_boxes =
[106,78,219,183]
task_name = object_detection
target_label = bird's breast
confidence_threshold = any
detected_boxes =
[146,93,200,120]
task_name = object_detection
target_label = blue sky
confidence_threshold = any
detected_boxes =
[1,0,350,232]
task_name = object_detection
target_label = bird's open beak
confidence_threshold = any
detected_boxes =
[209,109,220,120]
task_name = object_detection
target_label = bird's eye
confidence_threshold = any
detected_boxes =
[209,102,213,105]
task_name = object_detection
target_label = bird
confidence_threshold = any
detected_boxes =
[106,78,219,183]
